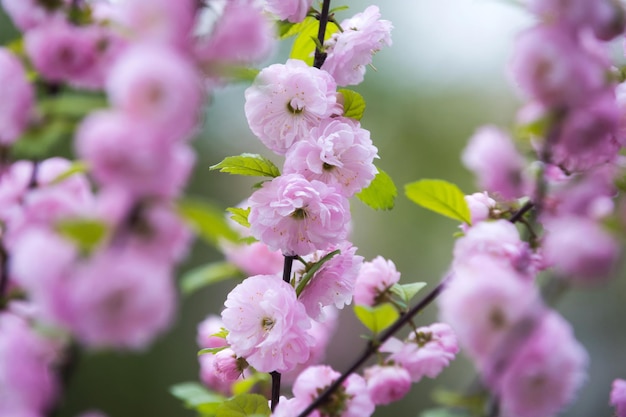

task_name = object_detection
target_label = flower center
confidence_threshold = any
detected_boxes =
[261,317,275,331]
[291,207,308,219]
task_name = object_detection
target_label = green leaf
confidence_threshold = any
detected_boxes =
[232,373,270,395]
[432,388,486,416]
[278,18,308,39]
[215,393,271,417]
[227,207,250,228]
[339,89,366,120]
[50,160,89,185]
[203,63,260,83]
[198,346,228,355]
[295,249,341,297]
[354,303,399,334]
[56,219,108,254]
[405,179,471,224]
[38,91,107,119]
[177,198,240,247]
[289,17,339,65]
[420,408,471,417]
[180,262,241,295]
[210,154,280,178]
[13,118,73,159]
[390,282,427,305]
[170,382,226,415]
[356,169,397,210]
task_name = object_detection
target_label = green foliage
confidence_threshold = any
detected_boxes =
[354,303,399,334]
[431,388,487,416]
[339,89,366,120]
[295,249,341,296]
[405,179,471,224]
[177,198,240,247]
[226,207,251,228]
[56,219,108,254]
[198,346,228,355]
[38,91,107,119]
[289,17,339,65]
[420,408,472,417]
[170,382,226,416]
[50,160,89,185]
[210,154,281,178]
[180,262,241,296]
[12,118,73,159]
[231,373,270,395]
[215,394,271,417]
[356,169,397,210]
[390,282,427,308]
[204,63,260,83]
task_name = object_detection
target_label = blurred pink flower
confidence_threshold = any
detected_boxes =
[264,0,313,23]
[353,255,400,306]
[364,365,411,405]
[0,48,34,145]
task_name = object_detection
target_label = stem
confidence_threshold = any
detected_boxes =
[0,244,8,308]
[313,0,332,69]
[508,201,534,224]
[296,278,449,417]
[270,255,298,410]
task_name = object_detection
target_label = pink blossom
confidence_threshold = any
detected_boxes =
[611,379,626,417]
[462,125,528,200]
[510,25,607,108]
[197,315,228,349]
[382,323,459,382]
[272,396,310,417]
[353,256,401,306]
[195,2,274,69]
[321,6,392,86]
[0,48,34,145]
[292,365,375,417]
[244,59,340,155]
[438,259,540,366]
[211,348,245,382]
[199,353,239,396]
[222,274,314,373]
[75,110,194,198]
[496,311,588,417]
[297,243,363,321]
[0,312,60,416]
[0,161,33,224]
[364,365,411,405]
[0,0,62,31]
[464,192,497,225]
[264,0,313,23]
[542,216,619,282]
[284,117,378,197]
[221,241,284,277]
[106,44,203,141]
[248,174,350,256]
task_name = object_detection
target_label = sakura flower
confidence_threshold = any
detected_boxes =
[221,241,284,277]
[211,348,246,383]
[244,59,340,155]
[611,379,626,417]
[199,354,239,396]
[248,174,350,256]
[284,117,379,197]
[464,192,497,225]
[353,256,401,306]
[321,6,392,86]
[264,0,313,23]
[364,365,411,405]
[222,274,314,373]
[1,0,62,31]
[0,48,34,145]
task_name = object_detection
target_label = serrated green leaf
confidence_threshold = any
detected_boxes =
[56,219,108,254]
[354,303,399,334]
[210,154,280,178]
[215,393,271,417]
[356,169,397,210]
[405,179,471,224]
[170,382,226,414]
[289,17,339,65]
[181,262,241,295]
[50,161,89,185]
[390,282,427,305]
[339,89,366,120]
[177,198,240,246]
[227,207,250,228]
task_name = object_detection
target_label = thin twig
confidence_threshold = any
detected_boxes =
[313,0,332,69]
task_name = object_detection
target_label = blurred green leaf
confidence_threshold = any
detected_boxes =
[339,89,366,120]
[432,388,486,416]
[390,282,427,305]
[232,373,270,396]
[198,346,228,355]
[170,382,226,416]
[227,207,250,228]
[50,160,89,185]
[210,154,280,178]
[13,118,73,159]
[38,91,107,119]
[177,198,239,246]
[354,303,399,334]
[420,408,471,417]
[405,179,471,224]
[289,17,339,65]
[215,394,271,417]
[56,218,108,254]
[356,169,397,210]
[181,262,241,295]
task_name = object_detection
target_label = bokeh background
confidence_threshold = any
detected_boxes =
[2,1,626,416]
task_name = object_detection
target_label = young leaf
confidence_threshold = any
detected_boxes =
[215,393,271,417]
[177,198,240,246]
[356,169,397,210]
[295,249,341,297]
[56,219,108,254]
[210,154,280,178]
[405,179,471,224]
[50,160,89,185]
[198,346,228,355]
[290,17,339,65]
[232,373,270,395]
[180,262,241,296]
[170,382,226,411]
[354,303,399,334]
[339,89,366,120]
[227,207,251,228]
[390,282,427,305]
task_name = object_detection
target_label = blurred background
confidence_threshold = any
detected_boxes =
[2,1,626,416]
